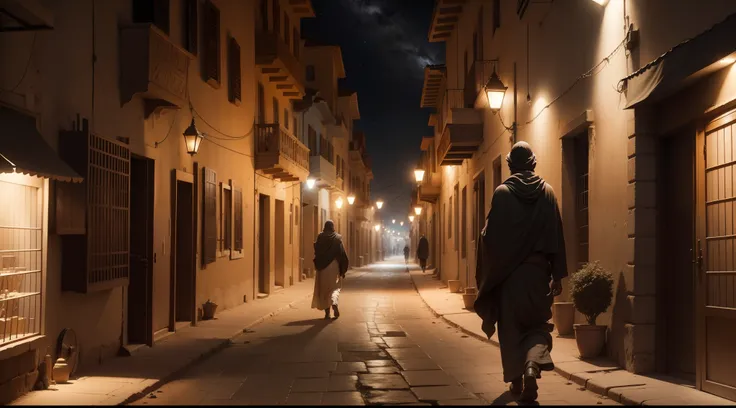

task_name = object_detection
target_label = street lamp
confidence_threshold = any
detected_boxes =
[485,67,508,113]
[414,206,422,216]
[347,194,356,205]
[183,118,204,156]
[306,178,316,189]
[414,169,425,183]
[376,200,384,209]
[409,215,415,223]
[335,197,344,209]
[392,219,396,224]
[400,221,404,226]
[374,224,380,231]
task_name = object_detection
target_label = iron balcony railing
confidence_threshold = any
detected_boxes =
[255,124,310,170]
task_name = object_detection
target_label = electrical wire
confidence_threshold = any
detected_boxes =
[153,109,181,147]
[191,105,254,140]
[204,136,254,157]
[1,33,37,94]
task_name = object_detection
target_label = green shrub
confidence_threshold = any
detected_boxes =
[570,261,614,325]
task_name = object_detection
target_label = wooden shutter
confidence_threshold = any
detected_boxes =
[203,0,220,84]
[234,186,243,251]
[203,167,217,266]
[185,0,198,55]
[284,14,291,47]
[293,27,300,58]
[228,36,241,103]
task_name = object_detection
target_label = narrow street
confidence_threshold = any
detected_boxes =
[129,260,617,406]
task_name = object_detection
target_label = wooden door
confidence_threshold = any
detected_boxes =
[696,111,736,401]
[174,180,194,323]
[128,155,154,345]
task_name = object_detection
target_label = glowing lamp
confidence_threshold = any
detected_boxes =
[376,200,384,209]
[392,219,396,224]
[335,197,344,209]
[414,206,422,216]
[409,215,415,222]
[400,221,404,226]
[485,68,507,113]
[414,169,425,183]
[347,194,356,205]
[183,119,204,155]
[374,224,380,231]
[306,178,316,189]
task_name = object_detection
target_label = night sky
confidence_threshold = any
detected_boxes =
[302,0,444,232]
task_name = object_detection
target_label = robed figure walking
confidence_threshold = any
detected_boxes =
[417,235,429,273]
[312,220,349,319]
[474,142,568,403]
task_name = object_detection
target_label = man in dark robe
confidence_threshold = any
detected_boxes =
[312,220,349,319]
[417,235,430,273]
[474,141,567,403]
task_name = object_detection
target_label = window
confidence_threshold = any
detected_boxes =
[228,36,242,104]
[284,13,291,47]
[306,65,315,81]
[448,197,453,240]
[203,167,217,266]
[233,186,243,255]
[133,0,170,35]
[308,126,317,155]
[273,98,279,123]
[273,0,280,34]
[0,174,44,345]
[183,0,198,54]
[454,184,460,251]
[257,83,265,123]
[293,27,300,58]
[461,186,467,258]
[473,173,486,242]
[575,134,590,267]
[260,0,268,29]
[493,0,501,35]
[203,0,221,85]
[442,203,447,253]
[219,183,232,255]
[284,109,289,129]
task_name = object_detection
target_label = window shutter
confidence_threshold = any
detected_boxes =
[203,0,220,84]
[234,186,243,251]
[186,0,198,55]
[284,14,291,47]
[293,27,300,58]
[203,167,217,266]
[228,36,241,103]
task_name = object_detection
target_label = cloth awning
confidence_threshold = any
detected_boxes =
[622,12,736,109]
[0,107,82,183]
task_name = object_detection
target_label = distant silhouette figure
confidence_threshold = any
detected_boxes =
[403,245,410,264]
[417,235,429,273]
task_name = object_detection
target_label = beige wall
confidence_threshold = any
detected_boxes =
[427,0,736,371]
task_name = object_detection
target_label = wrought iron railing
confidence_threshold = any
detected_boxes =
[255,124,310,170]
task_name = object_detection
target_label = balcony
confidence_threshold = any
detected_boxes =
[255,124,310,182]
[120,24,193,119]
[309,156,336,189]
[256,30,305,100]
[418,172,441,204]
[436,89,483,166]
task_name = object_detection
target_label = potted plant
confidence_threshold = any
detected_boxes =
[570,261,613,359]
[202,300,218,320]
[552,300,575,336]
[462,287,477,310]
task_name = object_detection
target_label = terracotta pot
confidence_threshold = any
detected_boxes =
[574,324,607,358]
[464,287,478,295]
[52,358,71,384]
[202,302,218,320]
[552,302,575,336]
[462,293,476,310]
[447,280,462,293]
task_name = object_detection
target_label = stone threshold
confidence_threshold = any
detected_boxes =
[10,278,317,406]
[408,268,735,406]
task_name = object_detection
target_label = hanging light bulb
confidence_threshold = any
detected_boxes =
[485,67,508,113]
[183,118,204,155]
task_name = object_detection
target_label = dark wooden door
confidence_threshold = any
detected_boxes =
[259,194,270,293]
[696,111,736,401]
[128,155,154,346]
[175,180,194,323]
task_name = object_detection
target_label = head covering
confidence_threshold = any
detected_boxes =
[506,141,537,172]
[323,220,335,233]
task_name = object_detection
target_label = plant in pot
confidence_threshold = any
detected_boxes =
[570,261,613,359]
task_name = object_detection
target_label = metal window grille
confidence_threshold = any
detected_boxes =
[0,177,43,345]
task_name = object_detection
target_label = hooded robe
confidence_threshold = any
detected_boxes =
[474,169,568,382]
[312,226,349,310]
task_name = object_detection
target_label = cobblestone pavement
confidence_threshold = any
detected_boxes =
[129,261,619,406]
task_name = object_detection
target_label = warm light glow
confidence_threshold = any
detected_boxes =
[374,224,380,231]
[392,219,396,224]
[335,197,343,209]
[414,169,425,183]
[306,178,316,189]
[721,57,736,65]
[400,222,404,226]
[347,194,356,205]
[409,215,415,222]
[485,69,507,112]
[414,206,422,216]
[183,119,204,155]
[376,200,384,209]
[591,0,609,5]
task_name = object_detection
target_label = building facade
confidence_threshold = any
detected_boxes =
[0,0,315,402]
[418,0,736,401]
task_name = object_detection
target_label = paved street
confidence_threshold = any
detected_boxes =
[129,260,618,406]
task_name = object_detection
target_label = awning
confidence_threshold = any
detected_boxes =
[0,107,83,183]
[621,12,736,109]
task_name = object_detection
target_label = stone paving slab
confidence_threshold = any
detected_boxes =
[409,268,736,406]
[11,277,317,406]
